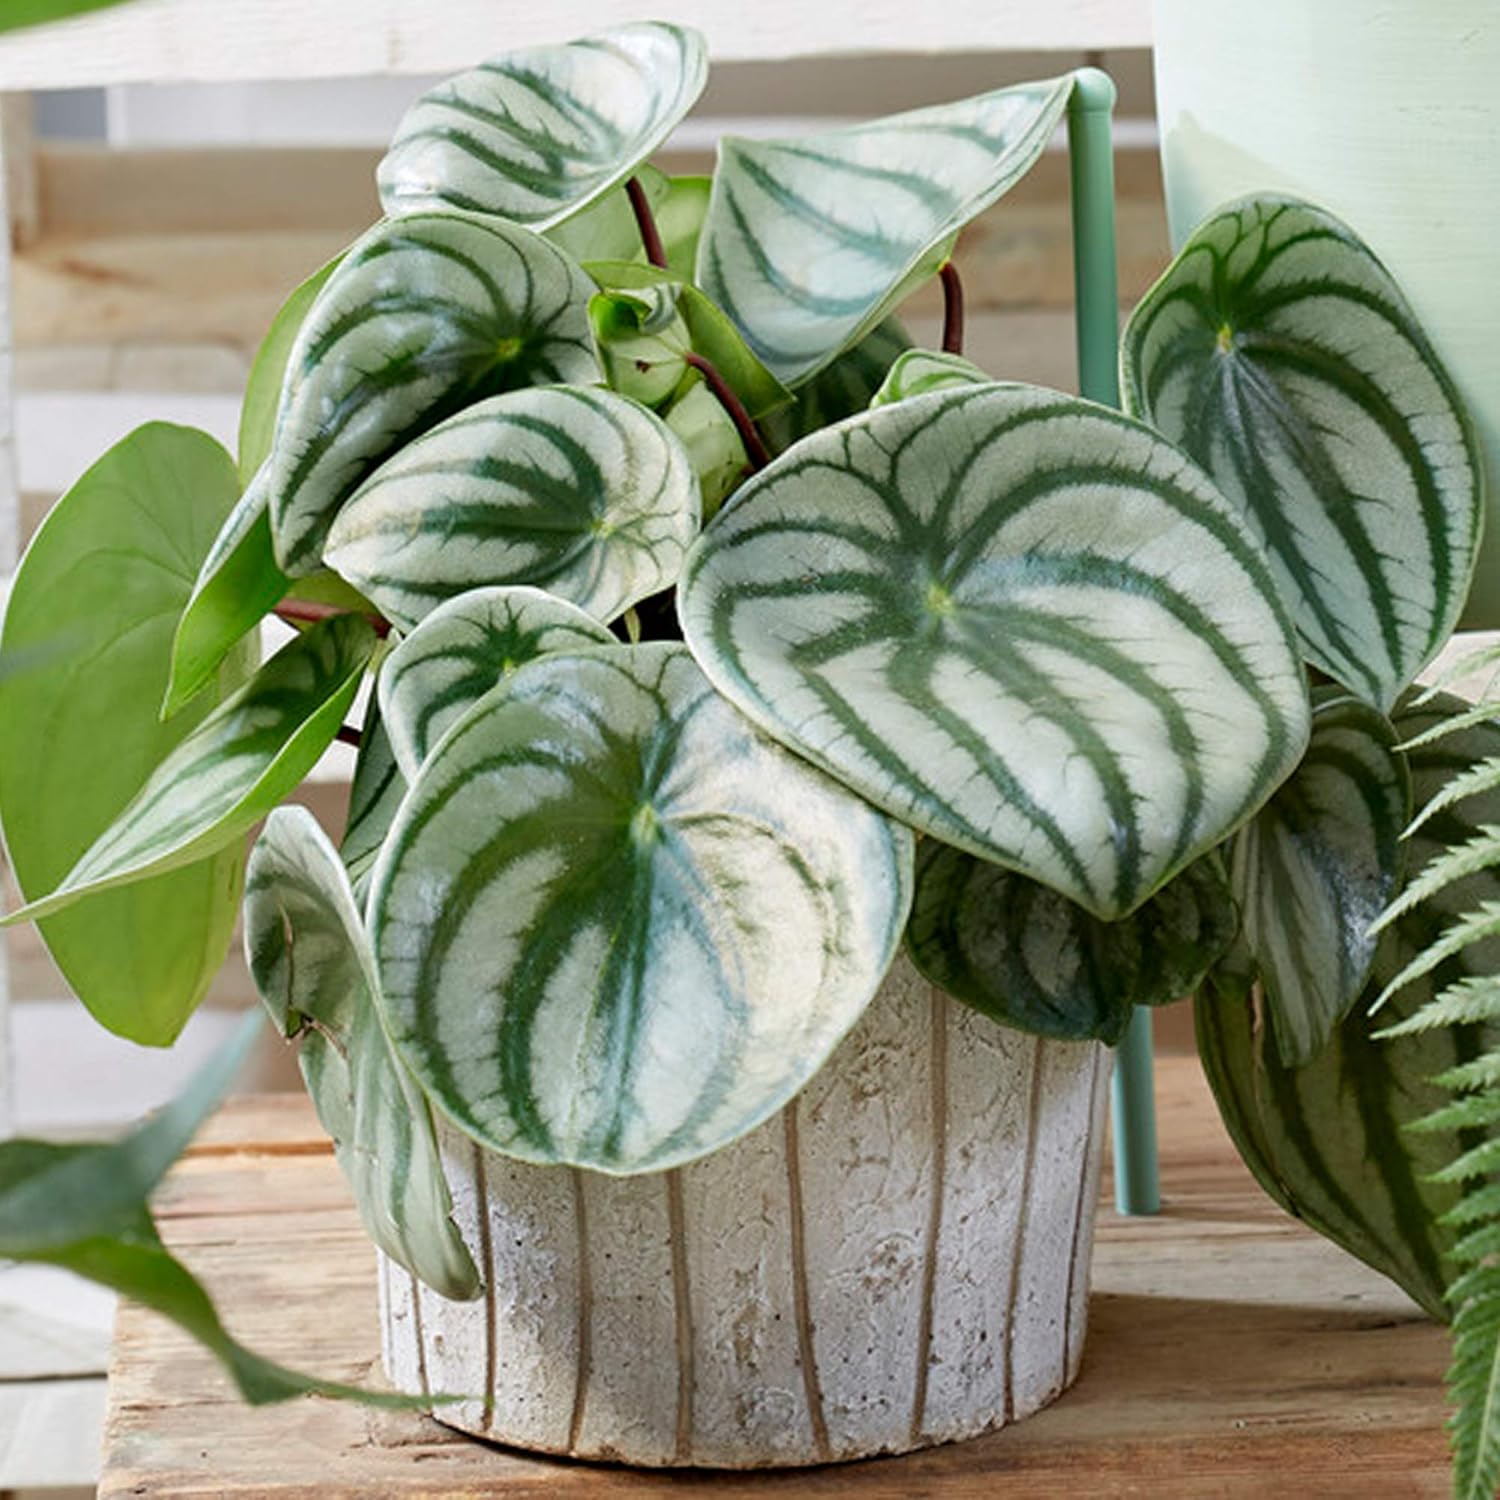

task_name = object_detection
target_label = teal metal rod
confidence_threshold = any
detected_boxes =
[1066,67,1161,1217]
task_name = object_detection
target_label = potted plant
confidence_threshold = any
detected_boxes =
[1,19,1495,1476]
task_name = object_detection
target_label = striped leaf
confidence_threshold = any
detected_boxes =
[870,348,990,407]
[378,585,614,780]
[678,383,1311,921]
[1228,685,1410,1066]
[342,693,405,906]
[906,842,1236,1043]
[324,385,699,633]
[377,23,707,226]
[4,615,375,926]
[760,316,911,454]
[1198,690,1500,1320]
[369,642,913,1174]
[696,77,1072,387]
[244,807,480,1300]
[1122,195,1482,713]
[265,212,598,576]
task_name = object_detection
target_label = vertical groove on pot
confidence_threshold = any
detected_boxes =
[1066,1045,1112,1385]
[783,1098,832,1462]
[408,1268,431,1399]
[1001,1035,1043,1422]
[909,987,950,1445]
[566,1167,592,1452]
[472,1141,497,1432]
[666,1170,696,1463]
[1062,1047,1104,1379]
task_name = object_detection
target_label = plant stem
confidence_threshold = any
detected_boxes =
[335,724,363,749]
[273,598,391,638]
[626,176,668,269]
[682,351,771,471]
[940,261,965,356]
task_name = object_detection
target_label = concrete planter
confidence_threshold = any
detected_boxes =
[378,954,1110,1468]
[1152,0,1500,625]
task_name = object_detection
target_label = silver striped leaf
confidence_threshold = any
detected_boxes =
[870,348,990,407]
[244,806,480,1300]
[369,642,914,1174]
[678,383,1311,921]
[377,23,708,226]
[342,692,405,907]
[696,77,1072,387]
[1198,690,1500,1320]
[1122,195,1482,713]
[378,585,615,781]
[906,842,1237,1044]
[4,614,376,926]
[323,384,700,633]
[265,212,598,576]
[1228,685,1409,1066]
[760,316,911,455]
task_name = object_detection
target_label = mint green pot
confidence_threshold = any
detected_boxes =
[1152,0,1500,626]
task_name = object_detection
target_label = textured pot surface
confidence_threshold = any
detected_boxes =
[1152,0,1500,626]
[379,954,1110,1468]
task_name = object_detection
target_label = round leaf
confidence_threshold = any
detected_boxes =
[678,382,1311,920]
[870,348,990,407]
[324,384,699,632]
[369,642,914,1174]
[1123,195,1482,713]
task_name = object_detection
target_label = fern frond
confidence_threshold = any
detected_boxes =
[1447,1271,1500,1500]
[1374,900,1500,1013]
[1375,838,1500,933]
[1410,757,1500,837]
[1442,1182,1500,1227]
[1401,699,1500,752]
[1381,975,1500,1040]
[1417,643,1500,703]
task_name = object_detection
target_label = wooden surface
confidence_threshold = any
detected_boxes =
[0,1,1152,90]
[98,1056,1452,1498]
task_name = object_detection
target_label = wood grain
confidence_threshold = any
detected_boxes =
[98,1056,1451,1497]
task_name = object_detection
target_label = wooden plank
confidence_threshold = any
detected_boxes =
[97,1059,1450,1497]
[0,1,1152,91]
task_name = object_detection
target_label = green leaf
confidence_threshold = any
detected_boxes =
[1122,195,1482,714]
[663,380,746,519]
[378,585,614,781]
[588,281,690,408]
[244,808,480,1299]
[1228,685,1409,1066]
[697,77,1072,387]
[264,212,598,575]
[0,1014,447,1407]
[341,693,405,903]
[0,424,249,1044]
[370,642,914,1174]
[377,23,708,226]
[678,383,1311,921]
[1198,690,1500,1322]
[324,384,699,632]
[5,614,375,926]
[870,348,991,407]
[0,0,133,32]
[906,843,1237,1043]
[544,164,670,265]
[238,253,342,486]
[656,174,711,280]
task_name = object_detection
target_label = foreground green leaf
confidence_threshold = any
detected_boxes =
[379,586,614,780]
[378,23,708,225]
[325,384,699,631]
[6,614,375,926]
[370,642,914,1174]
[245,808,480,1299]
[870,348,990,407]
[906,844,1236,1043]
[697,77,1072,386]
[264,213,598,575]
[0,0,134,32]
[679,383,1310,920]
[1123,195,1481,713]
[1228,686,1409,1065]
[0,424,249,1044]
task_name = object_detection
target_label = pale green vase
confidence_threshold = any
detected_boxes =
[1152,0,1500,626]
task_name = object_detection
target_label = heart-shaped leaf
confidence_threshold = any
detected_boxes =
[1122,195,1482,713]
[679,383,1311,920]
[1228,685,1409,1066]
[369,642,913,1174]
[697,77,1072,387]
[324,384,699,632]
[906,842,1237,1043]
[341,693,405,904]
[870,348,990,407]
[0,424,252,1044]
[5,614,375,926]
[378,23,708,226]
[245,807,480,1299]
[265,212,598,575]
[379,586,615,781]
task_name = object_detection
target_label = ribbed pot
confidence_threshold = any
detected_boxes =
[378,954,1110,1468]
[1151,0,1500,626]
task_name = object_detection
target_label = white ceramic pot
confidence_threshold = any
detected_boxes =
[1152,0,1500,625]
[378,954,1110,1467]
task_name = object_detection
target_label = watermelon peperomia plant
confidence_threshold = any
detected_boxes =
[1,20,1497,1446]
